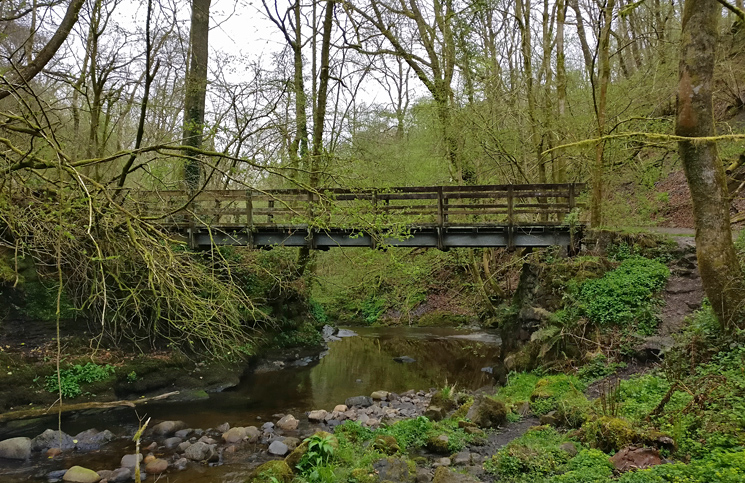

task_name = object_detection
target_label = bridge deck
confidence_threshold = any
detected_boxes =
[130,183,585,250]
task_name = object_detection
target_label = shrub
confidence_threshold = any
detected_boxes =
[485,426,572,480]
[579,256,669,331]
[44,363,115,398]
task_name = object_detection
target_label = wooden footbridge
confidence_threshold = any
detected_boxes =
[133,183,585,251]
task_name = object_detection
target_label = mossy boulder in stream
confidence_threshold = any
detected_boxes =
[247,460,293,483]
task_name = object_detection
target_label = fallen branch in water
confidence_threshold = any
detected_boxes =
[0,391,180,423]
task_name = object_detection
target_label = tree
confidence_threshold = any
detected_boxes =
[676,0,745,329]
[183,0,211,191]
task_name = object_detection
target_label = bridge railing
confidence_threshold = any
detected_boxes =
[128,183,585,231]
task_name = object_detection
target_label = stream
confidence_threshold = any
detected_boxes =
[0,326,502,482]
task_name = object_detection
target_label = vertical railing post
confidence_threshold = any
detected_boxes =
[267,199,274,224]
[507,185,514,225]
[568,183,576,212]
[436,186,444,250]
[246,189,254,247]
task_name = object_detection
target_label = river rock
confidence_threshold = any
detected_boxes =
[424,405,446,421]
[145,458,169,474]
[610,446,662,472]
[120,453,143,468]
[283,437,301,451]
[433,457,451,467]
[268,440,289,456]
[372,457,415,483]
[246,426,261,443]
[173,457,188,471]
[216,422,230,433]
[308,410,328,422]
[333,404,348,412]
[559,442,578,456]
[62,466,101,483]
[73,429,116,452]
[184,441,217,462]
[32,429,75,452]
[371,391,389,400]
[174,428,192,439]
[107,467,132,483]
[223,427,247,443]
[144,454,156,464]
[540,410,559,427]
[417,467,434,483]
[47,470,68,481]
[452,452,472,466]
[276,415,298,431]
[178,441,191,452]
[164,436,183,449]
[357,414,370,425]
[426,434,450,454]
[151,420,187,436]
[346,395,373,408]
[0,437,31,460]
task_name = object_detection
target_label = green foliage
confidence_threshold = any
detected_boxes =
[309,299,329,324]
[270,322,323,349]
[548,449,614,483]
[297,434,337,482]
[361,294,385,324]
[44,363,115,398]
[21,280,76,322]
[577,354,626,384]
[579,256,669,331]
[617,450,745,483]
[485,426,572,480]
[376,416,434,450]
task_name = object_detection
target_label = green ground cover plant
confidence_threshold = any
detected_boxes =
[44,362,115,398]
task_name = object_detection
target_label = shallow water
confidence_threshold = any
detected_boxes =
[0,326,502,482]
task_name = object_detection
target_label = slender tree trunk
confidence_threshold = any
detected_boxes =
[182,0,211,191]
[591,0,615,227]
[677,0,745,330]
[556,0,567,183]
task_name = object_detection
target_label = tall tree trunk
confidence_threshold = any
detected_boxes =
[591,0,615,227]
[555,0,567,183]
[677,0,745,330]
[182,0,211,191]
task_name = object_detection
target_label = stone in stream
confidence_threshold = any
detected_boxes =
[333,404,348,412]
[283,437,301,451]
[178,441,192,452]
[216,422,230,433]
[0,437,32,460]
[120,453,143,468]
[424,406,446,421]
[198,435,217,445]
[268,440,289,456]
[308,409,328,422]
[371,390,389,400]
[145,458,169,474]
[62,466,101,483]
[151,420,187,436]
[276,415,298,431]
[432,466,479,483]
[222,427,247,443]
[174,428,192,439]
[184,441,218,462]
[31,429,75,452]
[452,452,471,466]
[345,395,373,408]
[465,396,507,429]
[173,457,189,471]
[433,457,451,467]
[74,429,115,452]
[246,426,261,443]
[164,436,183,449]
[107,467,132,483]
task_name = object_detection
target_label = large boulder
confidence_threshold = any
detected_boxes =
[248,460,294,483]
[62,466,101,483]
[246,426,261,443]
[120,453,143,468]
[426,435,450,454]
[307,410,328,422]
[184,441,218,462]
[223,427,248,444]
[465,396,506,429]
[372,457,415,483]
[31,429,75,452]
[0,437,31,460]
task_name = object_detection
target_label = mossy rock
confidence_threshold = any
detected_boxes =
[430,391,457,411]
[452,399,473,420]
[432,466,479,483]
[465,396,507,429]
[425,434,450,454]
[349,468,377,483]
[373,435,401,455]
[580,416,637,453]
[247,460,293,483]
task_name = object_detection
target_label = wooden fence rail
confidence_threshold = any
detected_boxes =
[129,183,585,231]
